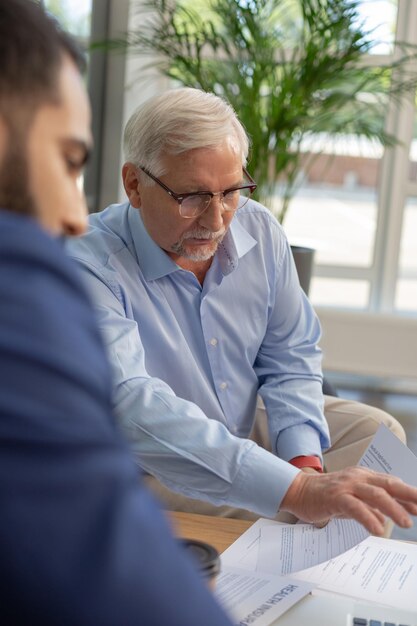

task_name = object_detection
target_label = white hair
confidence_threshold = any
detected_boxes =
[123,87,250,181]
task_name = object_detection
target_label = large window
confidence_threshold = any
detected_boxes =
[43,0,95,201]
[43,0,131,214]
[284,0,417,316]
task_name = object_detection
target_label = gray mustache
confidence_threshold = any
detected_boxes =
[182,229,225,241]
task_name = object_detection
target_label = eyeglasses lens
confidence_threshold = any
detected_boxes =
[236,187,251,209]
[180,188,252,218]
[180,195,212,218]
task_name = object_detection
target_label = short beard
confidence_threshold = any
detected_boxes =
[0,122,36,217]
[170,226,226,262]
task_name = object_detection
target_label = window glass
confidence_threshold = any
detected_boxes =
[282,149,379,268]
[396,196,417,312]
[43,0,94,195]
[395,279,417,312]
[355,0,397,54]
[43,0,92,39]
[398,198,417,274]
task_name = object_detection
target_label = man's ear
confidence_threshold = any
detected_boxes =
[0,116,8,169]
[122,162,142,207]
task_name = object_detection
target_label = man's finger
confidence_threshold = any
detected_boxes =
[338,496,386,536]
[354,483,413,528]
[369,475,417,502]
[313,518,330,528]
[398,501,417,516]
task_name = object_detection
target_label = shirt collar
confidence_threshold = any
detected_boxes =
[128,205,178,281]
[217,217,257,276]
[128,204,257,281]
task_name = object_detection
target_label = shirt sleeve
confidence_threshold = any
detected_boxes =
[74,261,300,518]
[255,235,331,462]
[0,215,235,626]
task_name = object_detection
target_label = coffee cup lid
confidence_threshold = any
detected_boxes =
[180,539,221,579]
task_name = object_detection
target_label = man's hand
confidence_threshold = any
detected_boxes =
[299,467,329,528]
[280,467,417,535]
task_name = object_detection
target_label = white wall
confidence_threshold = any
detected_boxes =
[318,308,417,388]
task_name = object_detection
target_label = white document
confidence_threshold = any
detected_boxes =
[223,425,417,576]
[221,425,417,611]
[292,535,417,612]
[221,517,368,575]
[359,423,417,486]
[221,517,271,572]
[258,518,368,575]
[215,566,314,626]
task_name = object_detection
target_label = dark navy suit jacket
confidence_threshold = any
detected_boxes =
[0,210,233,626]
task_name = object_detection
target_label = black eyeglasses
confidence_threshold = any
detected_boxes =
[139,166,257,219]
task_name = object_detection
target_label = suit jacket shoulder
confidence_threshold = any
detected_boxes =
[0,210,232,626]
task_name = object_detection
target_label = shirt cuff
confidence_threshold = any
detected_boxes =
[276,423,323,463]
[289,455,323,472]
[231,443,300,517]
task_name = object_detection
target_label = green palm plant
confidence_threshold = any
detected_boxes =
[110,0,417,223]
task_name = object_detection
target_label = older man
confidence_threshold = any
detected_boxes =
[69,88,412,534]
[0,3,236,625]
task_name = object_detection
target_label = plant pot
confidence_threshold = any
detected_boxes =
[290,245,315,296]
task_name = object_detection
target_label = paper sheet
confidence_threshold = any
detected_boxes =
[360,423,417,486]
[292,535,417,612]
[215,566,314,626]
[221,425,417,611]
[222,517,368,575]
[258,518,368,575]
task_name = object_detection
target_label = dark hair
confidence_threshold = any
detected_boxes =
[0,0,86,120]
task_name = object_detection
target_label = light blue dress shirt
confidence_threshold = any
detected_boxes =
[68,199,330,517]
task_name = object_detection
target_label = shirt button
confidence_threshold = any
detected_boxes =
[219,382,227,390]
[210,338,218,346]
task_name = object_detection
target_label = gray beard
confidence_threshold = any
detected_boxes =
[170,227,226,261]
[177,245,218,262]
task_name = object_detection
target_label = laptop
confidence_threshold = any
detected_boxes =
[273,591,417,626]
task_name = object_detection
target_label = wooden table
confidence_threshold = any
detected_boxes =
[169,511,253,553]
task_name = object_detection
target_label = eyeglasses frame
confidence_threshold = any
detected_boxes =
[138,165,257,217]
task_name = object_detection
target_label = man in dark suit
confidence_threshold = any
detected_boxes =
[0,2,234,624]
